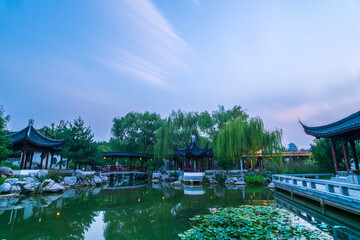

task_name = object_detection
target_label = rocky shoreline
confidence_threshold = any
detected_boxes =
[0,167,108,198]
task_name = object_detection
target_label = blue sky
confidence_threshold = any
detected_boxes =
[1,0,360,148]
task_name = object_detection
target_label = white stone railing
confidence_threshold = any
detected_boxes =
[272,174,360,199]
[337,171,349,177]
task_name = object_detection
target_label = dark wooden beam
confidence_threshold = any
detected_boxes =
[331,139,339,174]
[341,139,350,173]
[350,140,359,170]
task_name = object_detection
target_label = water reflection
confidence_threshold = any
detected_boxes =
[274,191,360,240]
[0,184,358,239]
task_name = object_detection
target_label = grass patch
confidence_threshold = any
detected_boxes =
[179,206,332,239]
[0,177,18,184]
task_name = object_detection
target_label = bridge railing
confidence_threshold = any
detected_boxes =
[272,174,360,199]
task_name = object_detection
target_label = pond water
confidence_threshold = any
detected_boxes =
[0,183,359,240]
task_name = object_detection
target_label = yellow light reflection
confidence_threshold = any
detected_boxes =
[39,218,42,222]
[57,212,60,216]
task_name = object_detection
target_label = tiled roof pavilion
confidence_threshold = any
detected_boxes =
[7,119,65,169]
[301,110,360,173]
[300,110,360,138]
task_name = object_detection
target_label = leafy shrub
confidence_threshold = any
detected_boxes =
[179,206,332,240]
[202,175,209,183]
[169,171,179,180]
[0,161,20,170]
[0,162,13,168]
[214,171,226,183]
[68,162,75,169]
[45,170,62,182]
[244,175,265,185]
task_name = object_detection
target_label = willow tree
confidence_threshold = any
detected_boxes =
[215,116,283,170]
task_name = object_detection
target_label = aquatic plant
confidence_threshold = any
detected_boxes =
[244,175,265,185]
[179,206,332,240]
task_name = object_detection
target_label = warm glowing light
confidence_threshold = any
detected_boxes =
[163,159,165,161]
[57,212,60,216]
[162,196,165,200]
[138,198,141,202]
[39,218,42,222]
[210,196,212,199]
[103,157,106,160]
[140,158,142,160]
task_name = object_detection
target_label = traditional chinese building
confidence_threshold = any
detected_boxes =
[175,135,213,172]
[301,110,360,175]
[7,119,65,170]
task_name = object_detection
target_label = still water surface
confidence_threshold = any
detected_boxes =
[0,183,359,240]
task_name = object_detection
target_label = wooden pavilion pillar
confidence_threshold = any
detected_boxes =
[350,140,360,170]
[330,139,339,174]
[49,153,54,169]
[40,152,44,169]
[59,156,63,170]
[341,139,351,173]
[20,149,27,170]
[45,152,49,169]
[29,152,34,169]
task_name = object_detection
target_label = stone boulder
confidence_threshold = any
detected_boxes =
[10,185,22,194]
[74,171,85,181]
[43,183,65,193]
[25,177,40,184]
[40,179,65,193]
[0,183,12,194]
[37,170,48,180]
[23,182,41,193]
[170,181,181,186]
[267,182,275,189]
[28,172,37,178]
[92,176,103,185]
[0,167,13,177]
[152,173,161,179]
[64,176,77,186]
[234,181,247,185]
[161,174,169,181]
[4,178,20,185]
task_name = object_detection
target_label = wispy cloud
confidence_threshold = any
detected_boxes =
[93,0,191,90]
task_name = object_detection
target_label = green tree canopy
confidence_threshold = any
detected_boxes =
[214,116,283,170]
[40,118,101,168]
[0,106,11,160]
[110,111,162,154]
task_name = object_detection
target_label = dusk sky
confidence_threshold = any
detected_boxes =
[1,0,360,148]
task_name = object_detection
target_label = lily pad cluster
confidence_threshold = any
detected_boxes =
[179,206,332,239]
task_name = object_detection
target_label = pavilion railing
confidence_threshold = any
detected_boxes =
[183,168,205,172]
[337,171,349,177]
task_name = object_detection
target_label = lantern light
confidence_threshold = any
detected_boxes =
[57,212,60,216]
